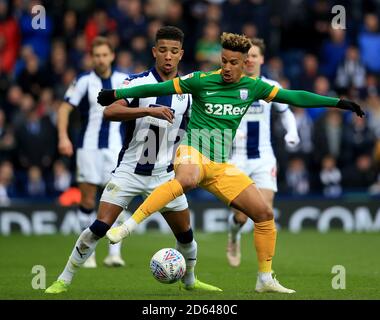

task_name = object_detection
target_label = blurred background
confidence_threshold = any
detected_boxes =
[0,0,379,233]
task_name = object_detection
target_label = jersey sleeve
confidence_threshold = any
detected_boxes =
[172,72,201,95]
[64,76,88,107]
[119,78,142,104]
[271,82,289,113]
[252,78,280,103]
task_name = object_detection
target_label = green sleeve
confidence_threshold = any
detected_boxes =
[253,78,278,101]
[176,72,201,95]
[274,88,339,107]
[115,80,177,99]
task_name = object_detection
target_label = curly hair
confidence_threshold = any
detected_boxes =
[220,32,251,54]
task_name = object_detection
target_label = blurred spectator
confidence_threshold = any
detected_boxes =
[115,50,134,74]
[263,56,284,82]
[320,28,348,80]
[319,155,342,198]
[366,95,380,138]
[48,160,72,196]
[313,109,344,166]
[130,34,151,67]
[307,76,335,120]
[48,41,69,92]
[195,21,221,67]
[3,84,23,122]
[0,109,15,162]
[298,54,319,91]
[342,154,377,190]
[285,157,310,195]
[114,0,147,46]
[341,114,377,166]
[18,0,53,62]
[16,51,49,99]
[335,46,366,92]
[0,0,20,74]
[358,13,380,74]
[26,165,46,198]
[14,101,57,171]
[84,9,117,51]
[0,161,16,205]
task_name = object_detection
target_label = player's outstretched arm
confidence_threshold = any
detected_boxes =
[97,80,178,106]
[273,88,365,117]
[103,100,174,123]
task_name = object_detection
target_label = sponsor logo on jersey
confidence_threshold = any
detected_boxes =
[180,73,194,81]
[240,88,248,100]
[205,103,248,116]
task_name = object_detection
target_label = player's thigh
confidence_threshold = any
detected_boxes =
[251,157,278,193]
[101,149,119,186]
[100,172,142,212]
[76,149,102,185]
[200,163,253,205]
[230,184,273,223]
[161,209,191,234]
[258,188,275,210]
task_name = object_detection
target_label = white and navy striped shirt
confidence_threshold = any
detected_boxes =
[232,76,288,160]
[64,70,127,150]
[113,67,191,176]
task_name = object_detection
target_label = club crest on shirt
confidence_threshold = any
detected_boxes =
[239,89,248,100]
[176,94,186,101]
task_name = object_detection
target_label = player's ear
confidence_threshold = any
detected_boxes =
[179,49,184,61]
[152,46,157,58]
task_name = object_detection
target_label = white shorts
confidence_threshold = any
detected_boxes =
[100,170,188,213]
[76,148,119,186]
[230,156,278,192]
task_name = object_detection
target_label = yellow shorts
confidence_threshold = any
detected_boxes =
[174,145,254,205]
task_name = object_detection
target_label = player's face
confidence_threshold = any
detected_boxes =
[153,39,184,76]
[221,49,245,83]
[92,45,114,76]
[244,45,264,77]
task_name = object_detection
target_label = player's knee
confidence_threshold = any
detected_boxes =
[255,206,274,222]
[176,175,197,192]
[80,196,96,210]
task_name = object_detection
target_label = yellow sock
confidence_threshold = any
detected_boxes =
[254,219,277,273]
[132,179,184,224]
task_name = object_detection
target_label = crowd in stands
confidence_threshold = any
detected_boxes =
[1,0,380,204]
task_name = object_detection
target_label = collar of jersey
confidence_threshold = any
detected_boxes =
[150,67,178,83]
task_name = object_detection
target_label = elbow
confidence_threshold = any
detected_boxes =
[103,106,114,120]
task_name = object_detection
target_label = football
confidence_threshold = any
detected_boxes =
[150,248,186,284]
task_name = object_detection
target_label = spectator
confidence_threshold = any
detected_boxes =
[307,76,335,120]
[320,28,348,80]
[319,155,342,198]
[0,161,16,205]
[0,109,15,162]
[358,13,380,74]
[335,46,366,92]
[84,9,117,51]
[48,160,72,196]
[342,154,377,190]
[0,0,20,74]
[195,22,221,67]
[286,157,310,196]
[115,50,134,74]
[14,101,57,171]
[18,0,53,62]
[26,165,46,198]
[298,54,319,91]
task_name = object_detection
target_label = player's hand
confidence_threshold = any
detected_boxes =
[284,132,300,148]
[148,106,175,124]
[97,89,117,106]
[336,99,365,117]
[58,137,73,157]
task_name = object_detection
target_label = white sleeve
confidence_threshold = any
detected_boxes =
[120,78,141,104]
[64,76,88,107]
[280,107,298,135]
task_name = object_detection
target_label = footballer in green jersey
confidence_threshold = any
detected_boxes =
[98,32,364,294]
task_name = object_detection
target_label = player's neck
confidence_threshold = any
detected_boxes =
[155,67,178,81]
[95,68,112,79]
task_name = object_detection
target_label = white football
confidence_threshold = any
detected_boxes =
[150,248,186,284]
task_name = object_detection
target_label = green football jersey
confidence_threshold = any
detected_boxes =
[172,70,278,162]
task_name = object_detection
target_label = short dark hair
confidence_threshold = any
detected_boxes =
[91,36,114,53]
[250,38,265,55]
[155,26,184,44]
[221,32,251,54]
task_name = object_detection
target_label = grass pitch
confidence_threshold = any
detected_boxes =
[0,231,379,300]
